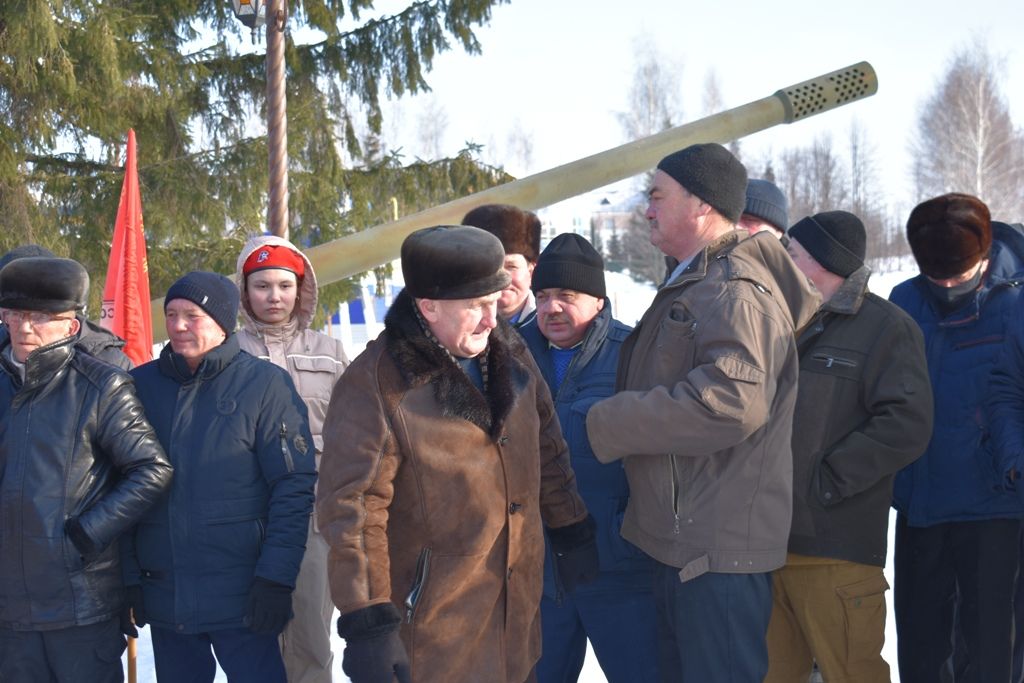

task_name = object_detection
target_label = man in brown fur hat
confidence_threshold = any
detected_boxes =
[463,204,542,327]
[889,193,1024,683]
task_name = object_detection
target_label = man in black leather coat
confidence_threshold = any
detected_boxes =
[0,256,173,683]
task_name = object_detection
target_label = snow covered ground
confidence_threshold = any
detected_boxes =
[125,265,920,682]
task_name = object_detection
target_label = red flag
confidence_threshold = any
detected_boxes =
[101,129,153,366]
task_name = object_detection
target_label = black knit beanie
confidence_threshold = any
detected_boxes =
[531,233,606,298]
[656,143,748,223]
[165,271,239,334]
[744,179,789,232]
[788,211,866,277]
[402,226,512,300]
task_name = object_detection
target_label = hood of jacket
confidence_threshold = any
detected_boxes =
[235,235,319,334]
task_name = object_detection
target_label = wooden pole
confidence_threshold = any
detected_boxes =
[127,636,137,683]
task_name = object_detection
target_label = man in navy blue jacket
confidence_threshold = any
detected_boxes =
[125,272,316,683]
[889,194,1024,683]
[519,234,659,683]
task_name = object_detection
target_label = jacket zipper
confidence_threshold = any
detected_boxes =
[405,547,432,623]
[279,423,295,472]
[811,353,857,369]
[669,455,681,535]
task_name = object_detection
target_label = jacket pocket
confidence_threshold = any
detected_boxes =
[803,346,865,381]
[836,571,888,664]
[291,355,341,405]
[652,308,698,379]
[405,547,432,623]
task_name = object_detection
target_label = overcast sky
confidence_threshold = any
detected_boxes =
[367,0,1024,216]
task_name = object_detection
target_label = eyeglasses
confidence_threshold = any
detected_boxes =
[0,309,76,327]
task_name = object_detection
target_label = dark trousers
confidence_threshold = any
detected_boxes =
[0,617,125,683]
[151,626,286,683]
[895,514,1020,683]
[652,561,772,683]
[536,570,660,683]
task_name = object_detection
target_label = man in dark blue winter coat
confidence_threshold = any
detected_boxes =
[124,271,316,683]
[889,193,1024,683]
[0,256,173,682]
[519,233,659,683]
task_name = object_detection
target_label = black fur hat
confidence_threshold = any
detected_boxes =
[0,244,57,272]
[402,226,512,300]
[0,257,89,312]
[462,204,542,263]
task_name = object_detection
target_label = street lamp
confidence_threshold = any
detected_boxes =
[231,0,289,239]
[231,0,265,41]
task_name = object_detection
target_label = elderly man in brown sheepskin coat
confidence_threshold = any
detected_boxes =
[317,225,598,683]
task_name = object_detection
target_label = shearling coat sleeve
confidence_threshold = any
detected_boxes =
[587,292,781,462]
[316,351,400,614]
[814,312,934,504]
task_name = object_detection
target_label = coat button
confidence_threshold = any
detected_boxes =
[824,492,833,500]
[509,502,522,514]
[176,624,185,632]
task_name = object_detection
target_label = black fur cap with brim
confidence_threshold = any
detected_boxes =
[0,257,89,313]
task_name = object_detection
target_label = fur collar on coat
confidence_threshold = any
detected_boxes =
[383,289,528,442]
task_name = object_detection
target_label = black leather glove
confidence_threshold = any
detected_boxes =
[246,577,293,635]
[65,516,99,561]
[338,604,411,683]
[121,585,146,637]
[548,514,600,593]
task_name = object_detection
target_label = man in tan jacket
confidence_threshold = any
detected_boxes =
[317,225,596,683]
[586,143,820,683]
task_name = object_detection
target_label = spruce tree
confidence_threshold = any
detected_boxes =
[0,0,512,312]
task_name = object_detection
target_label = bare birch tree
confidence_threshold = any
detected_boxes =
[911,43,1024,220]
[613,38,684,284]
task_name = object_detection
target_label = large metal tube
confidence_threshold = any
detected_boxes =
[150,61,877,340]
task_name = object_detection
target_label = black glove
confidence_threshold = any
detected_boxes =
[246,577,293,635]
[338,604,411,683]
[121,585,146,637]
[548,514,600,593]
[65,516,99,561]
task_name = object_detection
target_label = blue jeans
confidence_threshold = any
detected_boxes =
[536,570,660,683]
[151,626,286,683]
[653,561,772,683]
